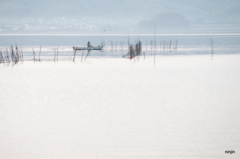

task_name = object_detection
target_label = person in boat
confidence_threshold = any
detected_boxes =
[87,41,92,48]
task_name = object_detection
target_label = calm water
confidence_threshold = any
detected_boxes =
[0,34,240,59]
[0,55,240,159]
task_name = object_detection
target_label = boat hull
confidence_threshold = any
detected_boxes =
[73,46,103,51]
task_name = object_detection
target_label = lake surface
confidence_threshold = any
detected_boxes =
[0,55,240,159]
[0,34,240,59]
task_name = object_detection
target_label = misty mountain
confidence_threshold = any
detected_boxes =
[0,0,240,33]
[138,12,190,32]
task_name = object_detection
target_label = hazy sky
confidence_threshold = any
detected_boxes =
[0,0,240,33]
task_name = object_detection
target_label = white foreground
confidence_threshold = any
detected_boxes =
[0,55,240,159]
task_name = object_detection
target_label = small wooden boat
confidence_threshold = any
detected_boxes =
[73,41,103,51]
[73,45,103,51]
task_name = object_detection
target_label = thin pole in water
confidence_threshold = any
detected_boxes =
[154,24,156,64]
[56,46,59,62]
[21,48,24,62]
[210,38,214,60]
[85,50,90,61]
[81,50,84,61]
[39,46,42,61]
[73,49,76,62]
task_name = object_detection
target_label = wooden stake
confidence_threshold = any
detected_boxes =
[81,50,84,61]
[84,50,90,61]
[154,24,156,64]
[73,49,76,62]
[39,46,42,61]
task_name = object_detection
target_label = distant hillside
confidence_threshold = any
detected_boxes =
[0,0,239,33]
[1,0,240,22]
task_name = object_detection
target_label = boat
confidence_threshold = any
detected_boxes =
[73,41,103,51]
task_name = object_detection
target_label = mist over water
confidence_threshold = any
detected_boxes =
[1,0,240,158]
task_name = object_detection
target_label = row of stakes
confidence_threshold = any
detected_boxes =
[0,39,179,65]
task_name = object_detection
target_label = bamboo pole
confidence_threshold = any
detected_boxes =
[84,50,90,61]
[39,46,42,61]
[57,47,59,62]
[73,49,76,62]
[81,50,84,61]
[21,48,24,62]
[154,24,156,64]
[32,48,36,62]
[210,38,214,60]
[111,41,113,55]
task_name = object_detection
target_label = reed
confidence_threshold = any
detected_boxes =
[123,41,142,60]
[5,50,10,64]
[0,51,4,64]
[11,45,15,63]
[15,46,19,64]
